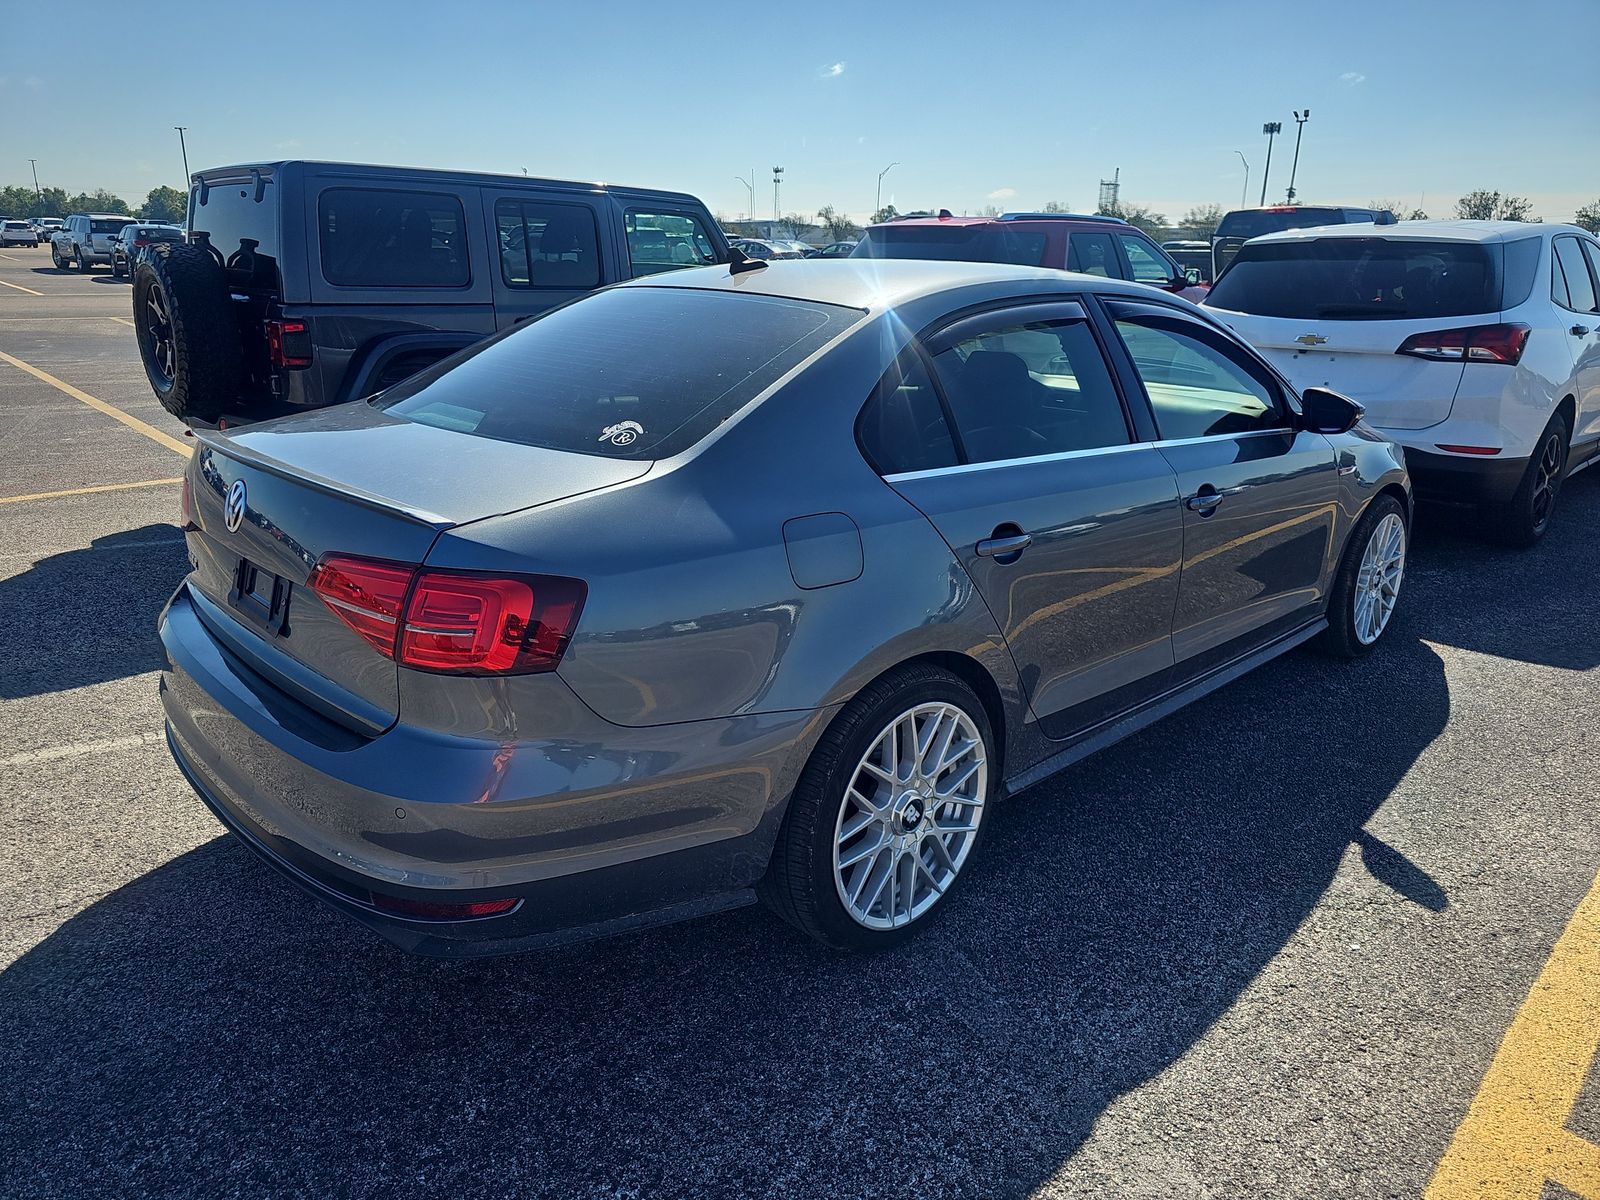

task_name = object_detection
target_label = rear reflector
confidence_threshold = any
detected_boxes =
[370,893,519,920]
[1435,444,1502,456]
[1397,323,1530,365]
[311,553,586,675]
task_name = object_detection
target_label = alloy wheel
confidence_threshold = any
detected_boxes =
[1530,431,1564,530]
[145,283,176,387]
[1353,512,1406,646]
[832,702,987,930]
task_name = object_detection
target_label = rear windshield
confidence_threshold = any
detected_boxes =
[91,218,135,234]
[853,225,1048,267]
[1206,238,1500,320]
[378,286,860,460]
[2,221,27,230]
[1214,209,1352,240]
[191,175,280,289]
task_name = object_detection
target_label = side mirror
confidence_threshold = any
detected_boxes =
[1185,267,1203,286]
[1299,387,1364,435]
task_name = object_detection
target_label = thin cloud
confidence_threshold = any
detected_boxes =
[820,62,845,78]
[1340,71,1366,85]
[987,187,1017,201]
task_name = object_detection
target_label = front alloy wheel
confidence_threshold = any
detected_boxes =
[1353,512,1406,646]
[833,702,986,930]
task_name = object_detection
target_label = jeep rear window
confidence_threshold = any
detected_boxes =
[1205,238,1499,320]
[191,176,281,285]
[319,188,469,288]
[853,225,1048,267]
[377,286,859,460]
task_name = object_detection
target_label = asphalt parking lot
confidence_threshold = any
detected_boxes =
[1,243,1598,1200]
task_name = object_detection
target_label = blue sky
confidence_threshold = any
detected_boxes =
[8,0,1597,223]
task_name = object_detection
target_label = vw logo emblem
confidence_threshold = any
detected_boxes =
[224,479,247,533]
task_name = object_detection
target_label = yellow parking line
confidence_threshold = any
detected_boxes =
[107,316,135,327]
[0,349,191,457]
[1426,869,1600,1199]
[0,478,183,505]
[0,278,45,296]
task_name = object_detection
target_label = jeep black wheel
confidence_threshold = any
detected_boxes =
[132,244,243,423]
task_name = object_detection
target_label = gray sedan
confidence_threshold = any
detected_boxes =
[159,260,1410,955]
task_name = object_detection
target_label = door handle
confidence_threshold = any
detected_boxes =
[975,531,1033,559]
[1185,488,1224,513]
[1573,325,1593,337]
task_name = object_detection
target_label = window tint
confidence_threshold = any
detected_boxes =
[1112,312,1281,440]
[378,287,858,460]
[853,225,1048,266]
[495,199,600,289]
[1120,234,1173,283]
[1553,237,1598,313]
[1066,231,1117,277]
[91,218,135,234]
[1207,238,1497,320]
[626,209,717,275]
[319,189,468,288]
[929,314,1129,465]
[857,353,959,476]
[1585,242,1600,306]
[1503,236,1543,308]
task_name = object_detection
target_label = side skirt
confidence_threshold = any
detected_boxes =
[1001,617,1328,798]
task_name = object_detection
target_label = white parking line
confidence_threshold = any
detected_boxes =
[1,731,165,768]
[0,278,45,296]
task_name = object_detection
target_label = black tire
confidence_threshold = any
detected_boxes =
[1319,493,1408,659]
[111,255,124,279]
[75,246,92,272]
[132,244,243,423]
[50,243,67,270]
[1489,413,1568,548]
[760,663,997,949]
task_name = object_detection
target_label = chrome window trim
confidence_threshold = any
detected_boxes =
[884,440,1153,483]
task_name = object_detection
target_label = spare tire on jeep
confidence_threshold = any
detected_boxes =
[133,243,243,423]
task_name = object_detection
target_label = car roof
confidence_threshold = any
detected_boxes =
[193,160,708,206]
[620,258,1170,311]
[1249,219,1575,245]
[868,213,1125,231]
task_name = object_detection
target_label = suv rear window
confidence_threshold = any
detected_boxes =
[319,188,468,288]
[1206,238,1499,320]
[378,286,859,459]
[2,221,27,231]
[853,225,1048,267]
[91,218,135,234]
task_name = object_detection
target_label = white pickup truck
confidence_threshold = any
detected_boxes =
[50,213,137,272]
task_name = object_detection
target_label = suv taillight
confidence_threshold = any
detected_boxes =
[265,318,312,369]
[1396,323,1530,365]
[310,554,586,675]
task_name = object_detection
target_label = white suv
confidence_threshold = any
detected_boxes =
[1206,221,1600,544]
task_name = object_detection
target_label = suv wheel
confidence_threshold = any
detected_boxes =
[75,246,91,272]
[50,243,67,270]
[132,245,243,423]
[1320,495,1407,658]
[1491,413,1568,548]
[761,663,995,949]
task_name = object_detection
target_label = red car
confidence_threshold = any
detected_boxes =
[852,211,1209,303]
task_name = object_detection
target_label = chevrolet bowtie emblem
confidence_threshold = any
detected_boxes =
[1295,333,1329,346]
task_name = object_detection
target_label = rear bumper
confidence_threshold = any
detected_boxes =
[1401,447,1527,507]
[159,583,825,956]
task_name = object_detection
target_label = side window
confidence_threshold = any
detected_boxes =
[626,209,717,276]
[318,189,468,288]
[1066,231,1117,277]
[1111,310,1282,440]
[928,312,1130,465]
[1553,237,1598,314]
[1119,234,1174,283]
[857,353,959,476]
[494,199,600,289]
[1584,242,1600,310]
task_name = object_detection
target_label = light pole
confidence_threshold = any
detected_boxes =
[1234,151,1249,210]
[1285,109,1310,203]
[772,166,784,227]
[1259,122,1281,206]
[28,159,40,199]
[734,171,755,222]
[174,126,191,183]
[876,161,899,217]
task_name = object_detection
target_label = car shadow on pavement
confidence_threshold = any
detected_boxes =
[0,524,186,700]
[0,616,1454,1198]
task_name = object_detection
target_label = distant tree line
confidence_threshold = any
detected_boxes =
[0,184,187,223]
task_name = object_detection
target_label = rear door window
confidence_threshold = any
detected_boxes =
[495,199,600,288]
[1553,236,1598,313]
[318,188,469,288]
[625,210,718,275]
[378,287,859,459]
[1206,238,1498,320]
[856,353,959,476]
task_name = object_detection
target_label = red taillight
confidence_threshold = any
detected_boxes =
[265,318,311,369]
[1436,444,1502,456]
[370,893,519,920]
[310,555,412,656]
[132,237,152,247]
[1396,323,1530,365]
[311,553,586,674]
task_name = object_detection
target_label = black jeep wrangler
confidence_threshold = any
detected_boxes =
[133,160,727,423]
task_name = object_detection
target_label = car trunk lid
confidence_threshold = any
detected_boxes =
[185,404,648,730]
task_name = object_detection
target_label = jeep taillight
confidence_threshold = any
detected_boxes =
[1396,323,1530,365]
[265,318,312,369]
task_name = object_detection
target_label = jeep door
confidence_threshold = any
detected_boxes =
[480,190,614,331]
